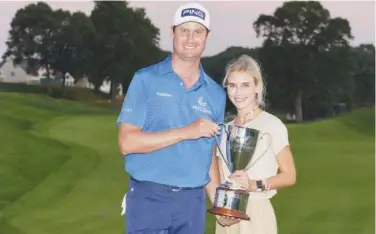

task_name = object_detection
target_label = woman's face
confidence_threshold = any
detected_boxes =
[226,71,258,112]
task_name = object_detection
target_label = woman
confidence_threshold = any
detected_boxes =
[215,55,296,234]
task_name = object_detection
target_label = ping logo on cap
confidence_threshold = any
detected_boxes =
[181,8,205,20]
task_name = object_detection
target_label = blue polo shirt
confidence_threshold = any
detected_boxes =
[116,55,226,187]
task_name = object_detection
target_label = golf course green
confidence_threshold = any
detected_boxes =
[0,92,374,234]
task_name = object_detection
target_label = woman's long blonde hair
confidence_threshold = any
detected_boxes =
[222,54,267,108]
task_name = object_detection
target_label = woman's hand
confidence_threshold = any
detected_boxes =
[229,170,255,192]
[216,215,240,227]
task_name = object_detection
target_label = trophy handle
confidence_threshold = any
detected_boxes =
[215,123,233,172]
[244,132,272,171]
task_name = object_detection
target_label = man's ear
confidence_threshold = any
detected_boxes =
[170,26,175,39]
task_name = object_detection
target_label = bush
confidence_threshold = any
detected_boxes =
[0,82,109,103]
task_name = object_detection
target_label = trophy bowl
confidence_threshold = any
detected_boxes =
[208,124,270,221]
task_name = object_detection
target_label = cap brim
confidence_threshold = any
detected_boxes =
[173,21,210,31]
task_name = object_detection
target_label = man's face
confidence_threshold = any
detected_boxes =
[171,22,208,61]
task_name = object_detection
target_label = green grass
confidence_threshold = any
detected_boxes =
[0,92,374,234]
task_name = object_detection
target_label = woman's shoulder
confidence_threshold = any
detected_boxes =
[224,111,287,129]
[259,111,286,128]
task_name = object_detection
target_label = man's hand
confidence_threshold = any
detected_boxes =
[216,215,241,227]
[182,118,220,140]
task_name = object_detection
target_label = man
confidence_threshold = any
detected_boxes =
[117,2,237,233]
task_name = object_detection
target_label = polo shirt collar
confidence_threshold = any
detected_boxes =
[158,55,208,88]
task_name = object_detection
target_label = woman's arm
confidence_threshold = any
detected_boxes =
[248,145,296,191]
[230,145,296,192]
[263,145,296,189]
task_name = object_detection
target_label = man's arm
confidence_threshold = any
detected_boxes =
[205,147,221,204]
[118,123,186,155]
[116,72,218,156]
[118,119,220,156]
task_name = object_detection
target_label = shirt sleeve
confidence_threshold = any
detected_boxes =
[271,120,289,156]
[116,73,147,129]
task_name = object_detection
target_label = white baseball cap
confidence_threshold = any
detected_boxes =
[173,2,210,30]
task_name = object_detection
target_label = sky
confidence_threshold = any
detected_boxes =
[0,1,374,57]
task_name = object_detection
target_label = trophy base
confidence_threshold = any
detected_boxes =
[208,186,250,221]
[207,207,250,220]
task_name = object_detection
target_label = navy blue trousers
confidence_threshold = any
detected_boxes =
[125,178,206,234]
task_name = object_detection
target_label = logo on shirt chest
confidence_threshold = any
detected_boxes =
[192,96,212,115]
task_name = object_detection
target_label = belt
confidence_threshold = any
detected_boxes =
[130,177,205,192]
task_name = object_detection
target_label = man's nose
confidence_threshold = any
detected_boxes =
[187,32,194,42]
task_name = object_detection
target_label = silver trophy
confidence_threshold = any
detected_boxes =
[207,123,271,220]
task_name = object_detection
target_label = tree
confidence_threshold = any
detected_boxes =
[50,11,96,87]
[253,1,353,121]
[90,1,160,109]
[3,2,62,78]
[350,44,375,106]
[119,7,163,95]
[3,2,95,89]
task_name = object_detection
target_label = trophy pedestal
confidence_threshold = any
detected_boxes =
[207,207,250,220]
[207,186,250,221]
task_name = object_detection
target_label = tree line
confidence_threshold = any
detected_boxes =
[2,1,374,121]
[2,1,165,110]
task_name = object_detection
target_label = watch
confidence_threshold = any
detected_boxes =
[256,180,263,192]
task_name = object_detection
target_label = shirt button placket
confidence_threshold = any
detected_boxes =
[180,82,188,105]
